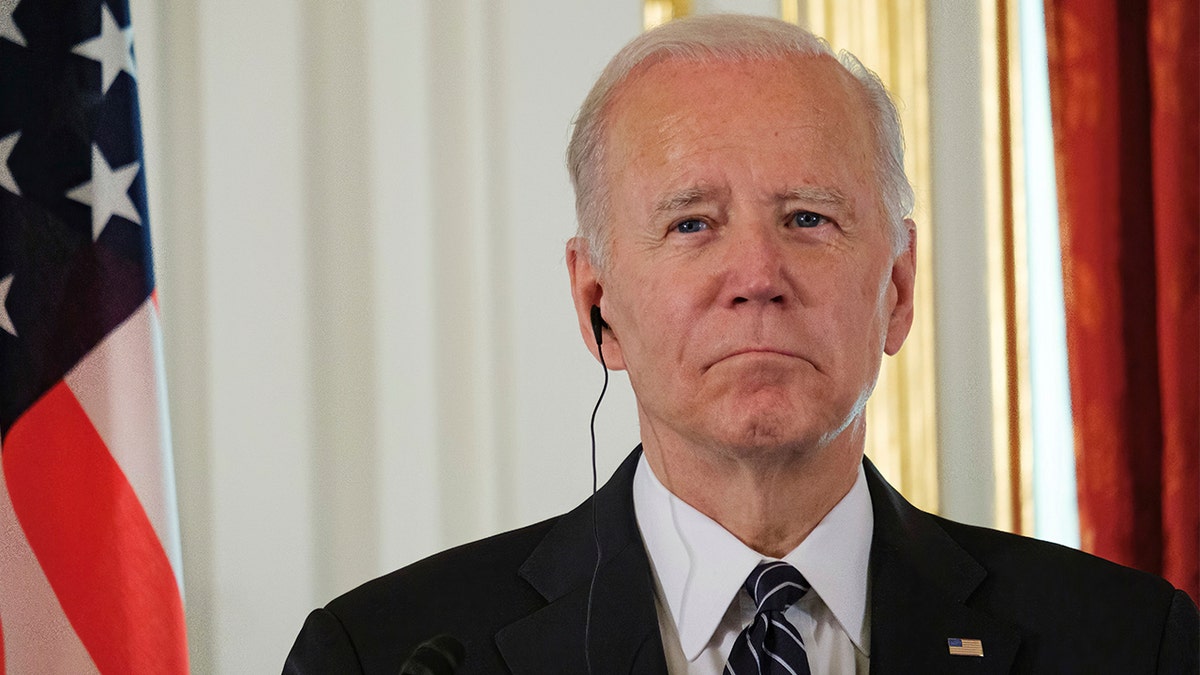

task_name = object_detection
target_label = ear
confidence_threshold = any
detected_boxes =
[567,237,627,370]
[884,219,916,356]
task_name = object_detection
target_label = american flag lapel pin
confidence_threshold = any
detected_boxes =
[947,638,984,657]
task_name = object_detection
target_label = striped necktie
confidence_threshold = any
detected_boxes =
[723,561,812,675]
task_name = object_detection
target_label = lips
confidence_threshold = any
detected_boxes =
[704,347,810,372]
[727,347,802,359]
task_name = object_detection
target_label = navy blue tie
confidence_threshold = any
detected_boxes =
[723,561,812,675]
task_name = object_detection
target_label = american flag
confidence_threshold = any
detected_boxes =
[947,637,984,657]
[0,0,188,672]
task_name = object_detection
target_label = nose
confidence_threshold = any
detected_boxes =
[723,222,788,307]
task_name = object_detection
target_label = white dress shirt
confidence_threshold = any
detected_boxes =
[632,453,873,674]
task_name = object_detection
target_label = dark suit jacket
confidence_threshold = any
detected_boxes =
[285,447,1198,674]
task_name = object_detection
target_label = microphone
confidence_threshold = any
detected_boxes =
[399,635,464,675]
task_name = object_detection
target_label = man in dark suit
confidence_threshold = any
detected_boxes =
[286,15,1198,674]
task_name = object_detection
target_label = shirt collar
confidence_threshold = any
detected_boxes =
[632,453,873,660]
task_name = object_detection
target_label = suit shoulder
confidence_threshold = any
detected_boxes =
[313,516,561,672]
[329,515,559,616]
[931,516,1192,630]
[936,514,1171,583]
[934,515,1173,597]
[929,516,1198,670]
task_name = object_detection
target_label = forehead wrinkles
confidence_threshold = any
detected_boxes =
[611,56,870,151]
[603,55,884,218]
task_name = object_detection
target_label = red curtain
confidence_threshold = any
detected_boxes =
[1045,0,1198,602]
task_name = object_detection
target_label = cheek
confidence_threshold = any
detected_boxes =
[857,270,895,353]
[813,263,892,346]
[611,272,707,374]
[631,290,692,359]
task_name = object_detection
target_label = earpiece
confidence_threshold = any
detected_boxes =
[590,305,607,347]
[584,303,609,675]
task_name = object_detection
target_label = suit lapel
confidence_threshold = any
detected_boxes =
[494,451,1023,674]
[495,447,667,674]
[864,459,1020,674]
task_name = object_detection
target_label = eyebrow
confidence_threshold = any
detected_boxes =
[780,186,849,207]
[652,186,718,215]
[650,184,852,216]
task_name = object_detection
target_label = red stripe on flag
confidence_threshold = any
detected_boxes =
[3,381,188,674]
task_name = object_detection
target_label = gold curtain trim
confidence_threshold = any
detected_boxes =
[982,0,1033,534]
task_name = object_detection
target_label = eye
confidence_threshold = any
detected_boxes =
[674,218,708,234]
[789,211,827,228]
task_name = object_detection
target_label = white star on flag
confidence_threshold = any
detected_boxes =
[0,131,19,195]
[0,273,15,336]
[71,1,136,94]
[66,144,142,241]
[0,0,26,47]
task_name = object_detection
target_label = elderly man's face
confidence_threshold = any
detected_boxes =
[571,55,915,462]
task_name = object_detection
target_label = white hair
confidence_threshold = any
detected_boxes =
[566,14,914,270]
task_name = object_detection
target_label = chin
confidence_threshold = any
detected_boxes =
[705,399,860,461]
[706,412,822,459]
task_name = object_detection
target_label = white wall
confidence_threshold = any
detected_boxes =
[128,1,996,672]
[926,0,997,528]
[134,1,645,671]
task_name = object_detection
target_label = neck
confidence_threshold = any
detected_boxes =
[640,418,864,558]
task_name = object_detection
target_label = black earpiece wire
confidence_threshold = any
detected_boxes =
[584,306,608,675]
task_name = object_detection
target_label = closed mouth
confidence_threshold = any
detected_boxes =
[705,348,808,372]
